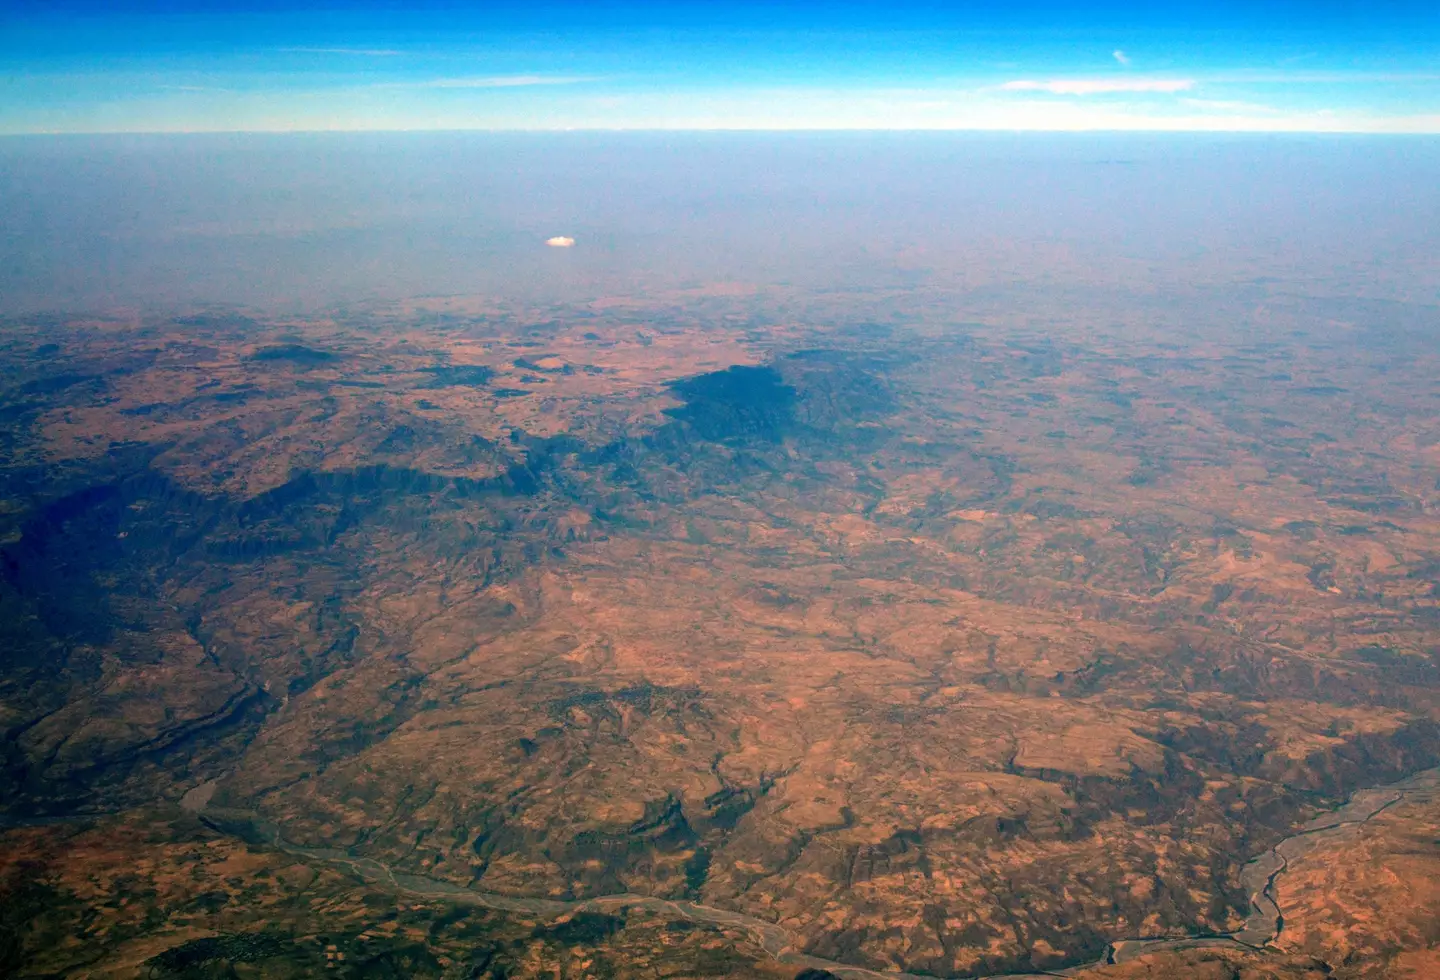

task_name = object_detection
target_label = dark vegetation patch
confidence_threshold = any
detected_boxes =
[0,871,64,977]
[513,356,572,375]
[1126,454,1171,487]
[372,425,499,467]
[419,364,494,388]
[593,354,900,508]
[683,846,712,892]
[1325,496,1414,514]
[1406,558,1440,595]
[703,786,759,830]
[234,460,537,532]
[248,344,337,366]
[1283,520,1319,541]
[1005,341,1065,378]
[2,482,130,643]
[1282,720,1440,798]
[1308,561,1337,591]
[1201,582,1234,614]
[175,313,258,332]
[1351,646,1440,685]
[563,796,699,894]
[1008,494,1086,521]
[668,365,796,443]
[783,351,896,436]
[148,932,300,973]
[532,911,626,945]
[663,354,896,452]
[546,682,702,721]
[19,373,102,396]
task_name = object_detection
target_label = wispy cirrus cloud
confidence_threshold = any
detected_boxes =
[1112,50,1131,66]
[1001,77,1194,95]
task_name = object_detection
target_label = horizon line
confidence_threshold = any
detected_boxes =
[5,126,1440,137]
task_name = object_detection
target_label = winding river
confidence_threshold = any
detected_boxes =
[179,764,1440,980]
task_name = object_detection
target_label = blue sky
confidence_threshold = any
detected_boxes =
[3,2,1439,132]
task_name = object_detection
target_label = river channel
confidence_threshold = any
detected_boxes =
[177,763,1440,980]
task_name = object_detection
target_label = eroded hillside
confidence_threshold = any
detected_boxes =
[3,289,1439,978]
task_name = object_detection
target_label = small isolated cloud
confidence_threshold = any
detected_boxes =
[1001,78,1194,95]
[545,236,576,248]
[1113,50,1131,66]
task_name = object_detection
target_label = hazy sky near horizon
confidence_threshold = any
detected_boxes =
[3,133,1438,315]
[3,1,1440,132]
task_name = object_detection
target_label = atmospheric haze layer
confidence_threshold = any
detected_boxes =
[2,133,1440,980]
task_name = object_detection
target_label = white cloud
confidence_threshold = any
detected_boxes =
[1113,50,1131,66]
[545,236,576,248]
[1001,78,1194,95]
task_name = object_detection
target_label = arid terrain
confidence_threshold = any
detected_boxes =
[2,283,1439,979]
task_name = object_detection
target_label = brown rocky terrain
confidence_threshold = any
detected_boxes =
[2,286,1439,978]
